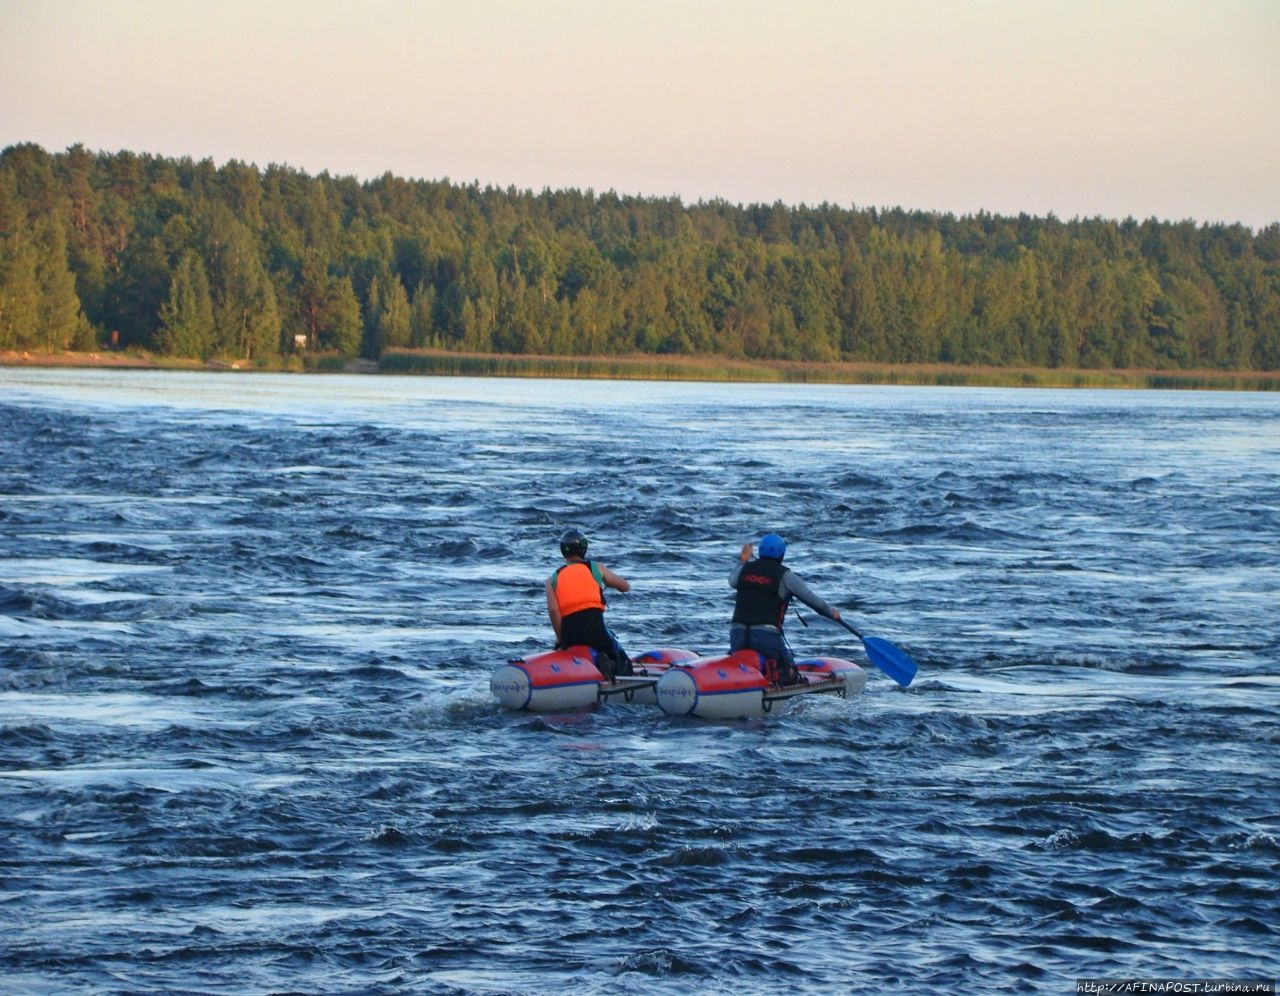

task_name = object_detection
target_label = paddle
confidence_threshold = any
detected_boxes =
[837,618,918,687]
[793,609,919,687]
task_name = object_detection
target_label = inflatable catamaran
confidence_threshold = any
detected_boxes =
[490,623,916,719]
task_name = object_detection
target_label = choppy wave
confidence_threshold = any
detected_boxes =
[2,371,1278,994]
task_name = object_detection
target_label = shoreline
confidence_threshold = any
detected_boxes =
[0,350,378,375]
[2,349,1276,391]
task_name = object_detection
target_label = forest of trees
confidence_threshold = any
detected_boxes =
[1,142,1278,370]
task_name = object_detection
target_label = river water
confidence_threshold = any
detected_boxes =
[2,369,1277,994]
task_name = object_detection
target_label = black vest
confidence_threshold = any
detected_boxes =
[732,557,787,627]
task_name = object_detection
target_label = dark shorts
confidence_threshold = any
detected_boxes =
[730,626,791,664]
[560,609,630,677]
[729,626,798,685]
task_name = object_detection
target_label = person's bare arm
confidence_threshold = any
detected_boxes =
[545,578,563,640]
[598,564,630,593]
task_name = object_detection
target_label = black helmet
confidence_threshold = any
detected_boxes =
[559,528,588,558]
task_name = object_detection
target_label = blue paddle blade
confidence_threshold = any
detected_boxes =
[861,635,918,687]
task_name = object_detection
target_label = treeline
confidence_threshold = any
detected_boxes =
[1,142,1278,370]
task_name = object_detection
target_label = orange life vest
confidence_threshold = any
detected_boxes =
[553,561,606,616]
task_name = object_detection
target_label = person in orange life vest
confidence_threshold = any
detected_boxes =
[729,533,842,686]
[545,528,633,680]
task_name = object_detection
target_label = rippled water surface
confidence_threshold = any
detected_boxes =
[2,369,1278,994]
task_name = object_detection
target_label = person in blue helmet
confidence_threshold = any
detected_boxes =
[729,533,842,686]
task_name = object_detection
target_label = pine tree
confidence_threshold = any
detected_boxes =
[410,281,437,347]
[377,275,411,351]
[0,235,40,350]
[322,276,362,357]
[208,213,280,361]
[157,250,215,357]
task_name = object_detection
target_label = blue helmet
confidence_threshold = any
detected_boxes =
[759,533,787,560]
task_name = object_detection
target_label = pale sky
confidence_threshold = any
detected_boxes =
[3,0,1278,228]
